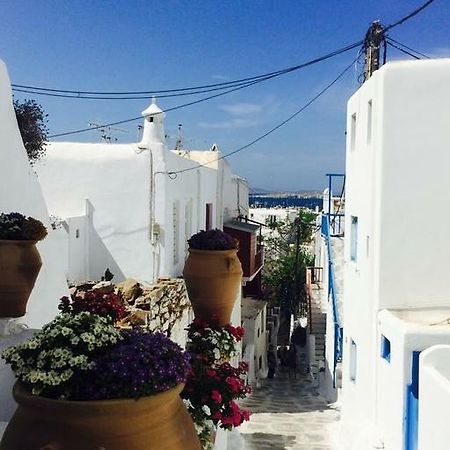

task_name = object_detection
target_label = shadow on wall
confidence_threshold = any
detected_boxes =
[240,432,296,450]
[88,226,126,283]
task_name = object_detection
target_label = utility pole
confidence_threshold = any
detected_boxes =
[363,21,386,82]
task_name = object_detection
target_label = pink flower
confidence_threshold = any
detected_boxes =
[226,376,242,393]
[211,389,222,404]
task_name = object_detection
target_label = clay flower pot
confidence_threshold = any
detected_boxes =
[0,383,202,450]
[183,248,243,326]
[0,240,42,318]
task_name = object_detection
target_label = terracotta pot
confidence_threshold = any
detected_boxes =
[0,240,42,318]
[0,383,202,450]
[183,248,243,326]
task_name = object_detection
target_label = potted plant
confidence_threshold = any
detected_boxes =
[183,229,242,325]
[182,318,251,449]
[1,293,202,450]
[0,212,47,318]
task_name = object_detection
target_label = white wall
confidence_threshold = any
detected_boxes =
[418,345,450,450]
[0,60,68,327]
[342,59,450,448]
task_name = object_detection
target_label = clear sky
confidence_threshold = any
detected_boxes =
[0,0,448,191]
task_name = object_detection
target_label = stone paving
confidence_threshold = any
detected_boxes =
[239,369,341,450]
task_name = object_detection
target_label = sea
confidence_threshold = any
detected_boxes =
[249,196,322,209]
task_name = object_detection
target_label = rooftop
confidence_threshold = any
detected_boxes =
[241,297,267,320]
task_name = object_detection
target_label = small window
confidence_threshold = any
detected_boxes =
[257,328,260,338]
[350,216,358,262]
[381,335,391,362]
[149,116,154,123]
[261,310,264,333]
[350,113,357,151]
[75,229,80,238]
[367,100,373,144]
[259,356,262,370]
[350,339,357,382]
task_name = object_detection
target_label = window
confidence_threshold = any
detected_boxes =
[205,203,213,231]
[173,201,180,265]
[259,356,262,370]
[350,216,358,262]
[367,100,373,144]
[257,328,260,338]
[350,113,357,151]
[75,229,80,238]
[381,335,391,362]
[350,339,357,382]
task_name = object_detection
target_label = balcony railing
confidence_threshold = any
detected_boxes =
[306,266,323,335]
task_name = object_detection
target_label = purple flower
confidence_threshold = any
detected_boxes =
[71,329,191,400]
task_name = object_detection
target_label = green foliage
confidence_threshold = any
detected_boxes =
[261,209,315,315]
[14,99,49,164]
[0,212,47,241]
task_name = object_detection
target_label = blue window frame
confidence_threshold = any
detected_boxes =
[381,335,391,362]
[350,216,358,262]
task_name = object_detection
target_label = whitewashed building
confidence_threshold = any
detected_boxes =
[35,100,248,286]
[322,59,450,450]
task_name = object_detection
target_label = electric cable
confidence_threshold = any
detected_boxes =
[386,37,430,59]
[385,0,435,31]
[386,41,421,59]
[167,57,358,177]
[12,41,362,97]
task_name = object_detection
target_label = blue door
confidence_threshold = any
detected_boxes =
[405,351,420,450]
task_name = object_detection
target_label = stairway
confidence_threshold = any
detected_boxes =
[308,280,327,376]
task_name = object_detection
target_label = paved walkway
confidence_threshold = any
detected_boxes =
[239,369,341,450]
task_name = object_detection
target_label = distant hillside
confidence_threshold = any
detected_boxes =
[249,186,272,194]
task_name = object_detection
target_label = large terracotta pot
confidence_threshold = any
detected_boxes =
[183,248,243,326]
[0,240,42,318]
[0,383,202,450]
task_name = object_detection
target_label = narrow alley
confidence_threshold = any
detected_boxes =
[239,369,340,450]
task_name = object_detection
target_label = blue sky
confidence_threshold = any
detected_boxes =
[1,0,448,191]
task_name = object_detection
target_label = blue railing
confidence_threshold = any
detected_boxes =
[321,214,343,384]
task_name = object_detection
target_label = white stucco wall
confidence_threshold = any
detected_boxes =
[341,59,450,449]
[0,60,68,327]
[418,345,450,450]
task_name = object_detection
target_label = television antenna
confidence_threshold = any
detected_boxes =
[88,121,128,143]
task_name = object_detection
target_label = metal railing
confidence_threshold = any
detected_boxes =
[321,214,343,384]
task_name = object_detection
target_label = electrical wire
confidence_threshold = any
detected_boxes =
[387,41,421,59]
[167,57,358,177]
[386,37,430,59]
[16,41,362,102]
[12,41,362,98]
[385,0,435,31]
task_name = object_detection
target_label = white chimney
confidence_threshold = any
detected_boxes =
[138,97,166,149]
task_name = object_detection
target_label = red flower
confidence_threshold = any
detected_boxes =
[211,389,222,404]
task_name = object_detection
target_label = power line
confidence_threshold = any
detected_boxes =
[48,42,362,138]
[17,41,362,102]
[12,41,362,97]
[167,57,358,177]
[387,37,430,59]
[387,41,421,59]
[385,0,435,31]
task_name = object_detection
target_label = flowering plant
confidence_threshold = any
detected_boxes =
[2,312,121,399]
[186,317,245,364]
[187,229,238,251]
[3,304,191,400]
[70,329,190,400]
[0,212,47,241]
[58,290,126,324]
[182,317,251,448]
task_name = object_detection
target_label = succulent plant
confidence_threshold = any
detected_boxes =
[187,229,238,251]
[0,212,47,241]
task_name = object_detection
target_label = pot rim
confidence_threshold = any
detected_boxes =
[13,382,185,414]
[187,248,238,254]
[0,239,39,245]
